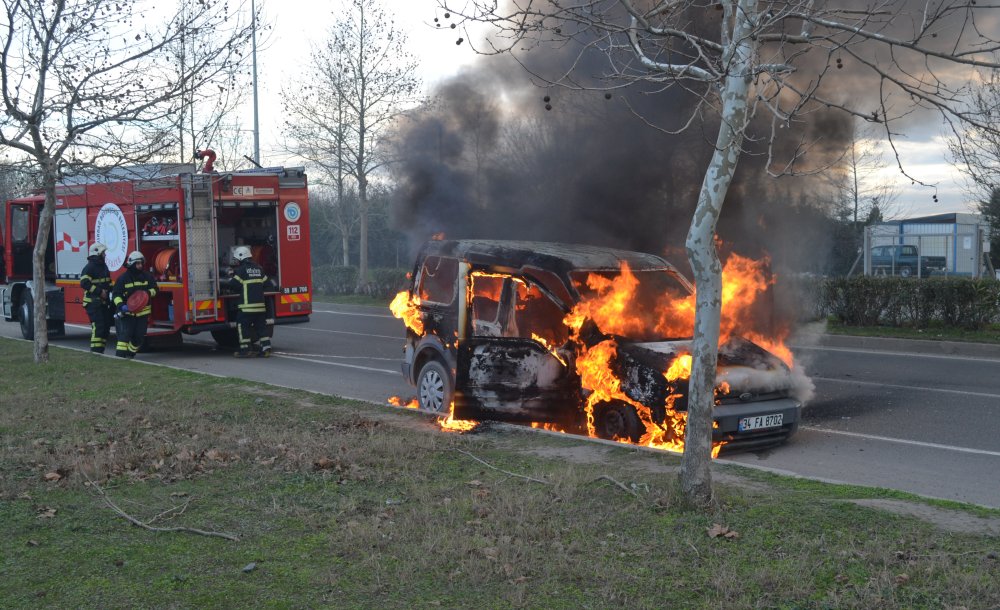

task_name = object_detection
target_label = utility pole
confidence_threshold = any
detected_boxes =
[252,0,261,164]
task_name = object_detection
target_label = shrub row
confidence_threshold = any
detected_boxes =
[820,276,1000,329]
[311,265,409,300]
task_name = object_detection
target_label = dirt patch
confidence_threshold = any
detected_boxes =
[510,431,772,493]
[850,499,1000,536]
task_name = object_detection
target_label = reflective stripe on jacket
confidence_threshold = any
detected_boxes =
[227,260,269,313]
[80,258,112,306]
[111,267,159,317]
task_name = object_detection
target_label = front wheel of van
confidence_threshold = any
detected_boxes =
[417,360,452,414]
[593,400,643,443]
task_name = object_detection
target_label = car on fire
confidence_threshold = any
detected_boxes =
[398,240,804,451]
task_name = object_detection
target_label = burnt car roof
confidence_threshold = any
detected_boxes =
[421,240,676,273]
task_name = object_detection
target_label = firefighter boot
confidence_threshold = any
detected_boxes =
[257,338,272,358]
[234,349,253,358]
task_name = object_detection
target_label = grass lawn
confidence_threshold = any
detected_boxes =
[1,339,998,609]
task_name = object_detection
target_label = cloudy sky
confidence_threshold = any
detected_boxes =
[250,0,974,219]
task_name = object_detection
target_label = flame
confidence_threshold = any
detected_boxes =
[440,401,477,432]
[431,232,446,241]
[390,291,424,335]
[387,395,419,409]
[393,251,789,459]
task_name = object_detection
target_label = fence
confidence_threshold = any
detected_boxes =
[863,222,991,278]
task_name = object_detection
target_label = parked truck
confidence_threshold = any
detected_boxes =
[870,244,947,278]
[0,153,312,347]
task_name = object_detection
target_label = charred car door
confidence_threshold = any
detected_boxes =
[455,271,579,425]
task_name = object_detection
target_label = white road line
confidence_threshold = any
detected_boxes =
[275,351,398,362]
[792,344,1000,363]
[812,375,1000,400]
[312,309,394,319]
[801,426,1000,458]
[274,353,398,375]
[279,325,401,340]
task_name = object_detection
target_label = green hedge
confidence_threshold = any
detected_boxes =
[822,276,1000,329]
[312,265,408,300]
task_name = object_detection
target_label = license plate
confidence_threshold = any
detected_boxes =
[739,413,783,431]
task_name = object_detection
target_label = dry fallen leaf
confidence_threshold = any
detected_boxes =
[313,457,335,470]
[43,472,62,482]
[480,547,500,559]
[707,523,728,538]
[37,507,57,519]
[467,480,484,488]
[894,574,910,585]
[835,574,850,584]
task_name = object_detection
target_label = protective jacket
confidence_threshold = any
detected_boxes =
[111,266,158,317]
[80,256,112,306]
[227,259,270,313]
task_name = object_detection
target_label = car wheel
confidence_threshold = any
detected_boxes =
[593,400,643,443]
[211,328,240,349]
[417,360,452,414]
[899,266,912,278]
[19,293,34,340]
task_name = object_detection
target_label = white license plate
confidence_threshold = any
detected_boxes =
[739,413,783,431]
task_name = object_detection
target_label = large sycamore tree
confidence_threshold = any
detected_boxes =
[1,0,254,363]
[284,0,419,288]
[441,0,1000,506]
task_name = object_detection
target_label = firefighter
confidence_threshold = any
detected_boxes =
[111,250,158,359]
[80,242,113,353]
[226,246,272,358]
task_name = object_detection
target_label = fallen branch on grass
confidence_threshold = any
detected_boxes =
[83,474,239,542]
[592,475,643,500]
[454,448,551,485]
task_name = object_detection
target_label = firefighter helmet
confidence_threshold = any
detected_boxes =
[126,250,145,267]
[89,242,107,257]
[233,246,253,263]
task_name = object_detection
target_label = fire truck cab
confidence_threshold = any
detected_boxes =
[0,163,312,347]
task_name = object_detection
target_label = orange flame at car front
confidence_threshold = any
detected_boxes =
[390,291,424,335]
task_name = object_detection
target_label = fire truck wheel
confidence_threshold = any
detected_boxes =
[211,328,240,349]
[416,360,452,414]
[593,401,642,443]
[19,293,33,340]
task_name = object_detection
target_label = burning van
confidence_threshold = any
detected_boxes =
[394,240,805,453]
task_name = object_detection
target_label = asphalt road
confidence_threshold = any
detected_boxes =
[3,305,999,508]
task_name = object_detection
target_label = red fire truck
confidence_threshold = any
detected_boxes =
[0,157,312,347]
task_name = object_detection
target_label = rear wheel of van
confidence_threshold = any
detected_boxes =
[899,266,912,278]
[593,400,643,443]
[416,360,452,414]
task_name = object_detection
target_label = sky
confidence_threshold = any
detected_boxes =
[247,0,975,219]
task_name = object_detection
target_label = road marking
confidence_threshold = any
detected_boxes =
[279,325,401,340]
[312,308,394,319]
[792,344,1000,363]
[801,426,1000,458]
[273,353,398,375]
[274,351,399,362]
[812,375,1000,400]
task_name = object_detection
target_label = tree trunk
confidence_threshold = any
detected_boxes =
[342,234,350,266]
[32,168,58,364]
[679,0,756,507]
[358,182,369,290]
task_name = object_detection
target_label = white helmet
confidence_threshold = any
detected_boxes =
[126,250,145,267]
[89,242,107,257]
[233,246,253,263]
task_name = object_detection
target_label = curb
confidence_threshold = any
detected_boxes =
[792,333,1000,359]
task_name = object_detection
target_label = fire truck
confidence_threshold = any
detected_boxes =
[0,154,312,347]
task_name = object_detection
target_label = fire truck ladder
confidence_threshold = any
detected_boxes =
[183,174,219,321]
